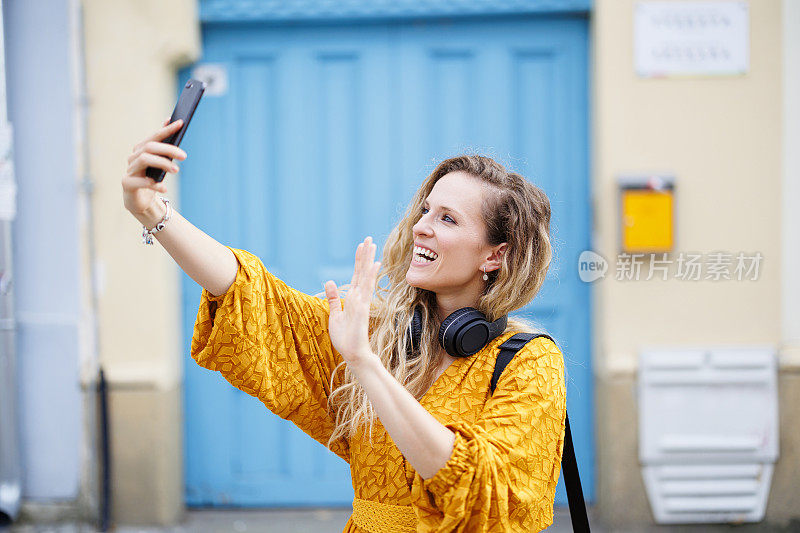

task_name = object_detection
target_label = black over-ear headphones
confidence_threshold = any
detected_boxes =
[406,305,508,358]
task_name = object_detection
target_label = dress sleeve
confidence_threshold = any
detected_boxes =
[404,336,566,532]
[190,246,350,463]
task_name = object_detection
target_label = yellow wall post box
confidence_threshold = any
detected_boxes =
[618,175,675,253]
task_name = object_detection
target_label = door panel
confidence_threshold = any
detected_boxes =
[182,16,592,507]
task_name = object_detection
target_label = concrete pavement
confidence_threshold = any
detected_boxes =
[6,507,799,532]
[5,507,587,532]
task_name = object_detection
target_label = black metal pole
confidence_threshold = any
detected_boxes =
[98,367,111,532]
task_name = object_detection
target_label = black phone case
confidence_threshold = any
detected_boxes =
[146,79,206,182]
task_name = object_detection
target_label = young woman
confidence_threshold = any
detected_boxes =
[123,118,566,532]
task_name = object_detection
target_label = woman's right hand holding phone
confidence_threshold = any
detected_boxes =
[121,117,238,296]
[122,118,187,227]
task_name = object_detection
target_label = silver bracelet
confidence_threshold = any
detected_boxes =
[142,197,171,245]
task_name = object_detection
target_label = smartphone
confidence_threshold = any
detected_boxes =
[146,78,206,182]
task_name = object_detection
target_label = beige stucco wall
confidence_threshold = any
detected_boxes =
[82,0,200,525]
[592,0,798,527]
[594,0,782,376]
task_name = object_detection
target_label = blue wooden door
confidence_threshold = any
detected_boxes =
[181,15,592,507]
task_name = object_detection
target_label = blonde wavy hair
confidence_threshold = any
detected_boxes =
[320,155,554,450]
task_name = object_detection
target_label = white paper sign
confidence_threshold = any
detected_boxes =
[0,122,16,221]
[635,1,749,78]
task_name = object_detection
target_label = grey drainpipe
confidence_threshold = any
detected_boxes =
[73,0,105,522]
[0,0,21,524]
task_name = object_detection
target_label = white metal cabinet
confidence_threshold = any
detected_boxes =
[638,347,778,524]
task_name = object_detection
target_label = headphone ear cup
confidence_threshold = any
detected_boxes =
[406,305,423,358]
[439,307,487,358]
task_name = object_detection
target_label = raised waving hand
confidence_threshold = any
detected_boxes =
[324,236,381,366]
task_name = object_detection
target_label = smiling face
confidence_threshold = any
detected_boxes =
[405,171,507,312]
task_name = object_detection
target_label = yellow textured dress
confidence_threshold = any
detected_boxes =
[191,247,567,533]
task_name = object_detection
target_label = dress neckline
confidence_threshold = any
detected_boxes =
[418,331,518,404]
[420,350,469,403]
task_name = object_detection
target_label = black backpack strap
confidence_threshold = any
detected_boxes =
[492,333,590,533]
[490,333,554,395]
[563,412,589,532]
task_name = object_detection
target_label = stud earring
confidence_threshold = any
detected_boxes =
[483,266,489,281]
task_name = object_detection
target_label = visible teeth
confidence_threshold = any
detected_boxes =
[413,246,438,260]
